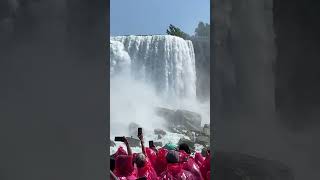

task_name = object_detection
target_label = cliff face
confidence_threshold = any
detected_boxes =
[213,0,276,123]
[274,1,320,129]
[191,37,210,101]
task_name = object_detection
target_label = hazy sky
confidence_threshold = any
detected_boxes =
[110,0,210,36]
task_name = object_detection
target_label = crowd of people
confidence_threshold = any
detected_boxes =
[110,132,211,180]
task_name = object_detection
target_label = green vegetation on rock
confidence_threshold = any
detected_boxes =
[166,24,190,39]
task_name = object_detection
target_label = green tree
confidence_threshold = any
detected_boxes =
[195,22,210,37]
[166,24,190,39]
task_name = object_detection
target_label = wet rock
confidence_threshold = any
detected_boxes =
[154,128,166,136]
[155,107,175,120]
[168,126,183,134]
[155,107,202,132]
[173,110,202,132]
[126,137,141,147]
[203,124,210,136]
[185,130,195,141]
[196,135,210,146]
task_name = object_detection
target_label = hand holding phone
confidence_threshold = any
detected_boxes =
[114,136,125,142]
[138,127,142,136]
[149,140,154,148]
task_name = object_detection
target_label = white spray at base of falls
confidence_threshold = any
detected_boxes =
[110,35,209,145]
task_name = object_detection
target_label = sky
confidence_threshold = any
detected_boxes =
[110,0,210,36]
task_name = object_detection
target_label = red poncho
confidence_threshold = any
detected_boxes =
[113,155,136,179]
[178,151,203,180]
[160,163,195,180]
[145,147,158,168]
[113,146,128,158]
[200,155,211,180]
[154,148,169,176]
[136,159,158,180]
[194,153,205,167]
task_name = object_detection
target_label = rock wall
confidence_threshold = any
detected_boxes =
[191,37,210,101]
[213,0,276,126]
[274,0,320,129]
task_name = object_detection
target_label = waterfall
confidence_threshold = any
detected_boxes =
[110,35,196,100]
[109,35,210,149]
[110,40,131,75]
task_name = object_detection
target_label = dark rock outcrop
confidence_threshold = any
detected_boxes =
[195,135,210,147]
[154,128,166,136]
[155,107,202,132]
[203,124,210,136]
[173,110,202,132]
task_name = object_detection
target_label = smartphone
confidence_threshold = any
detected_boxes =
[138,127,142,136]
[114,136,125,142]
[149,140,154,147]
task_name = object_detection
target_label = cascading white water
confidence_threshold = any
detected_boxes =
[110,40,131,76]
[110,35,196,100]
[110,35,209,153]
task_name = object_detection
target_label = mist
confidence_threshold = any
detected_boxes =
[110,73,165,137]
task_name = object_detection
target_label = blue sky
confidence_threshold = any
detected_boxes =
[110,0,210,36]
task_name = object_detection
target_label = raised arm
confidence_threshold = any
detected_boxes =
[123,137,132,155]
[138,134,146,155]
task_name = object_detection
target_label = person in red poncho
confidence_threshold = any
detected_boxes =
[194,152,205,167]
[112,137,137,180]
[160,150,195,180]
[199,150,211,180]
[178,143,204,180]
[145,147,157,168]
[154,147,168,176]
[134,132,158,180]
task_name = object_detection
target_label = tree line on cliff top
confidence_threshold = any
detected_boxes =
[166,22,210,40]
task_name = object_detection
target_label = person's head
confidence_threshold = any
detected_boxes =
[201,147,208,157]
[178,143,191,154]
[166,150,180,163]
[135,153,146,168]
